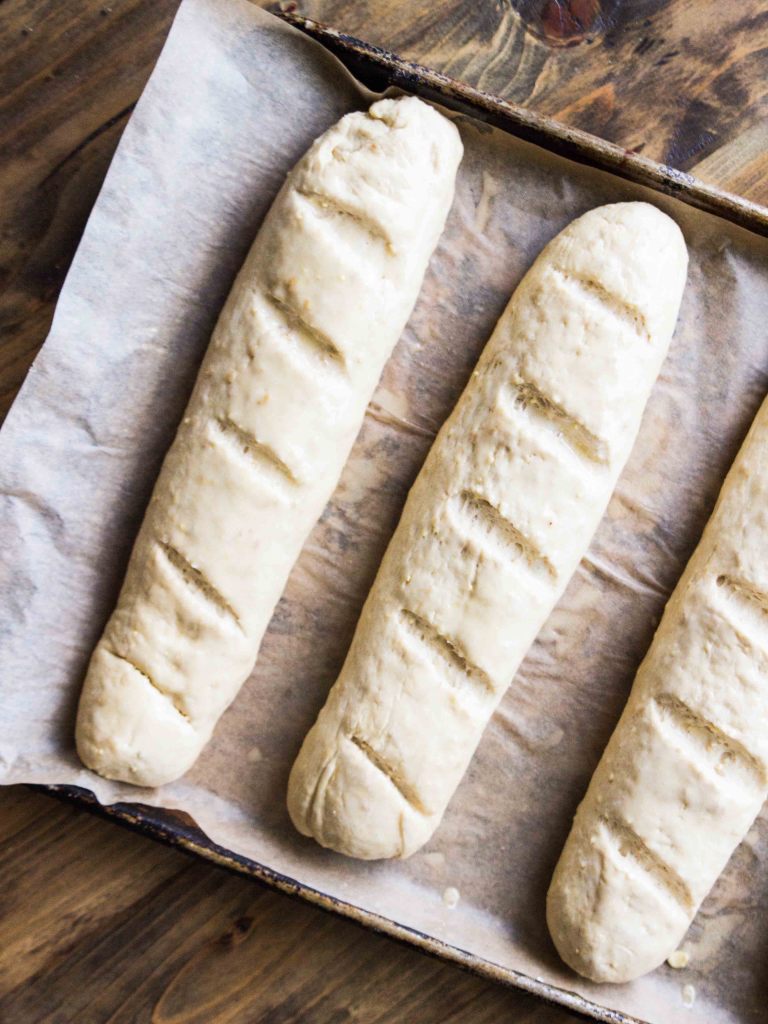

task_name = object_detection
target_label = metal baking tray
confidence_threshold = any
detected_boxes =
[41,14,768,1024]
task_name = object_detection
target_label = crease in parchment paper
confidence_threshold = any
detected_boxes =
[2,2,768,1022]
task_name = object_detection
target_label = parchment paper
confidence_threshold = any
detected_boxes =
[2,2,768,1021]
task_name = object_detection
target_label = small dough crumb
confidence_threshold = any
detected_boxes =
[682,983,696,1008]
[667,949,689,969]
[422,851,445,870]
[247,746,263,763]
[442,886,460,908]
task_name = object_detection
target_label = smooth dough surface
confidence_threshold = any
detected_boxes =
[76,96,463,787]
[548,394,768,984]
[288,202,688,860]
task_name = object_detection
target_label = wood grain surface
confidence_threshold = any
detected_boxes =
[2,1,768,1022]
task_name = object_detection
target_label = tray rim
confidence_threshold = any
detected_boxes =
[41,11,768,1024]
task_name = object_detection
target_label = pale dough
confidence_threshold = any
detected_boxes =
[288,202,688,860]
[76,96,463,787]
[548,393,768,983]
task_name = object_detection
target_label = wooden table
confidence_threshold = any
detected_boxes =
[2,2,767,1021]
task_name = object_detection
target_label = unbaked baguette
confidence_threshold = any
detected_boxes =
[548,395,768,984]
[288,202,688,860]
[76,96,463,787]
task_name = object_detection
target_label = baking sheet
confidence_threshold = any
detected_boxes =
[2,1,768,1021]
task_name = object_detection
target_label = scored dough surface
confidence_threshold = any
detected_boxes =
[288,201,688,861]
[76,96,463,787]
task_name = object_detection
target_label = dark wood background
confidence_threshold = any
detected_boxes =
[2,2,768,1021]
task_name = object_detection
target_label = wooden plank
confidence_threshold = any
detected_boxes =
[0,0,178,421]
[0,788,581,1022]
[290,0,768,169]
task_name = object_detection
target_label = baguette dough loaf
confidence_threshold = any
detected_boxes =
[288,202,688,860]
[548,394,768,984]
[76,96,463,788]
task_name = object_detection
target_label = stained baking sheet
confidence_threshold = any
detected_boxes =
[2,2,768,1022]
